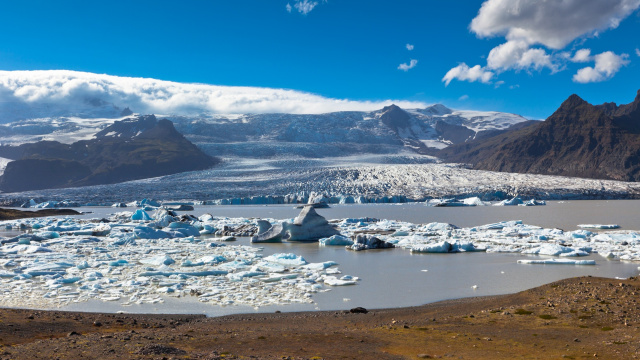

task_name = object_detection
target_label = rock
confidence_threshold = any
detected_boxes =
[350,307,368,314]
[283,206,340,241]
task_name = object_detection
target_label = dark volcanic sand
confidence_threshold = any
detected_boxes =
[1,276,639,359]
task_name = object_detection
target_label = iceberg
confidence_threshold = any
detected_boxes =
[578,224,620,229]
[493,197,523,206]
[319,235,353,246]
[410,241,451,253]
[347,234,395,251]
[263,253,308,266]
[283,206,340,241]
[131,209,153,221]
[251,220,284,243]
[518,199,546,206]
[517,259,596,265]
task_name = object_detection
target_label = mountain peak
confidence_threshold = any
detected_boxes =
[94,115,158,139]
[560,94,587,109]
[379,104,411,132]
[424,104,453,116]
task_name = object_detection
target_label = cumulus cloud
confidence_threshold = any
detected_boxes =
[471,0,640,49]
[487,40,554,71]
[286,3,292,12]
[445,0,640,84]
[406,44,414,51]
[636,48,640,57]
[442,63,494,86]
[573,51,630,83]
[398,59,418,71]
[0,70,428,120]
[571,49,593,62]
[458,94,469,101]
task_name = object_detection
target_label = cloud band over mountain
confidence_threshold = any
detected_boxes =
[0,70,427,121]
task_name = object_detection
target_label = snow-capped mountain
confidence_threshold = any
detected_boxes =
[0,70,529,160]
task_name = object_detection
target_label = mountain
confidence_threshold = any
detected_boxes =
[439,90,640,182]
[0,115,219,192]
[168,104,528,159]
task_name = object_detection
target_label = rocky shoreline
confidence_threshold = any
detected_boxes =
[0,276,639,359]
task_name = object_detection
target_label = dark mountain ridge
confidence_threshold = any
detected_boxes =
[0,115,220,192]
[439,90,640,182]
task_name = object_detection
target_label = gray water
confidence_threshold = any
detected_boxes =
[77,200,640,230]
[57,200,640,316]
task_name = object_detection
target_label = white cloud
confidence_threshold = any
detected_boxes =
[458,94,469,101]
[289,0,319,15]
[471,0,640,49]
[406,44,414,51]
[487,40,554,71]
[398,59,418,71]
[0,70,429,119]
[446,0,640,83]
[442,63,494,86]
[286,3,292,13]
[571,49,593,62]
[494,80,505,88]
[636,48,640,57]
[573,51,630,83]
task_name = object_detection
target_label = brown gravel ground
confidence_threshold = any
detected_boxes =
[1,276,640,359]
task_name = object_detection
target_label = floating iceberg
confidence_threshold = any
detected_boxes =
[319,235,353,246]
[347,234,395,251]
[517,259,596,265]
[578,224,620,229]
[131,209,153,221]
[283,206,340,241]
[251,220,284,243]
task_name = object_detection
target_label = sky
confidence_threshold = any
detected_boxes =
[0,0,639,119]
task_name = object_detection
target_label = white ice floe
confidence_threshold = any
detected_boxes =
[0,213,353,310]
[578,224,620,229]
[517,259,596,265]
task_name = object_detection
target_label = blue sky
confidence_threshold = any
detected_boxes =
[1,0,639,119]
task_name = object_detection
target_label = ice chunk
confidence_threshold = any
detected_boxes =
[319,235,353,246]
[347,234,395,251]
[322,275,357,286]
[493,197,523,206]
[251,220,284,243]
[521,244,584,256]
[411,241,451,253]
[263,253,308,266]
[165,222,200,237]
[578,224,620,229]
[131,209,153,221]
[140,255,175,266]
[283,206,340,241]
[133,226,171,239]
[518,199,546,206]
[517,259,596,265]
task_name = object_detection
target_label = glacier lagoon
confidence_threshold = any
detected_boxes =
[75,200,640,230]
[3,200,640,317]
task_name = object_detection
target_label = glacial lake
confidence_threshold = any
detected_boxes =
[54,200,640,316]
